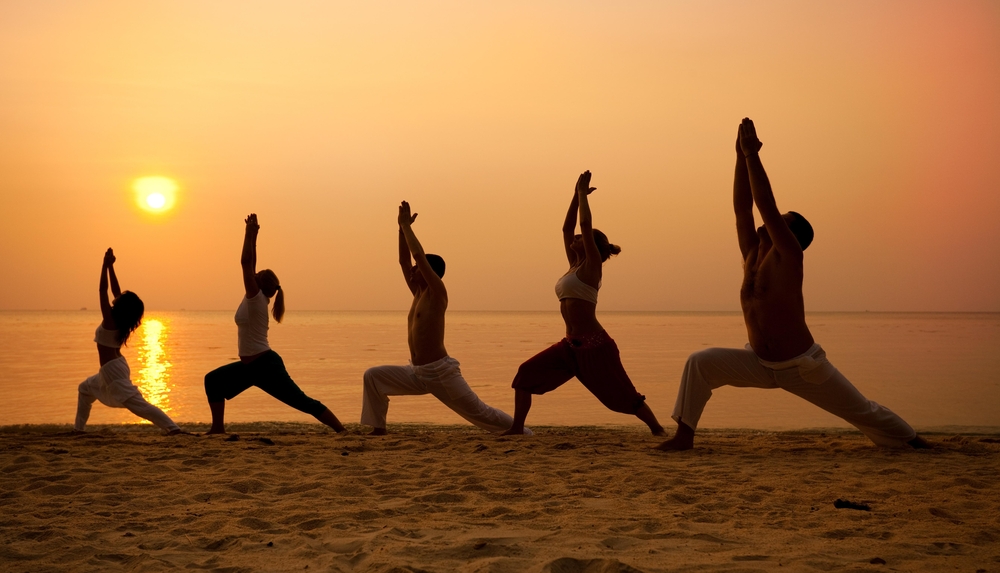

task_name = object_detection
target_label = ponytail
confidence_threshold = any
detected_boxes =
[255,269,285,323]
[272,285,285,323]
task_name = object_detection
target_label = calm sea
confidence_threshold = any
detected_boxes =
[1,311,997,431]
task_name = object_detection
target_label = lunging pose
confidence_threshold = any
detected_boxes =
[75,248,181,434]
[361,202,525,435]
[204,214,345,434]
[502,171,666,436]
[656,119,929,451]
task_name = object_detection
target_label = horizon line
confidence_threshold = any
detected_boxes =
[2,309,999,314]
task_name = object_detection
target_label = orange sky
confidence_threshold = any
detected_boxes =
[1,1,998,311]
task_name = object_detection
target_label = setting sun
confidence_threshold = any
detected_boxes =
[133,176,178,213]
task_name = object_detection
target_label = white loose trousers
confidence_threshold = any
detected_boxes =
[361,356,528,434]
[75,357,180,433]
[671,344,916,447]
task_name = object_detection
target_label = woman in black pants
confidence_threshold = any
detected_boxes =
[204,213,346,434]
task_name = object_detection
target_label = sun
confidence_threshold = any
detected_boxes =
[133,176,178,213]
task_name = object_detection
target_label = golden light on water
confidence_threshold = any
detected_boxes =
[135,317,173,420]
[133,176,178,213]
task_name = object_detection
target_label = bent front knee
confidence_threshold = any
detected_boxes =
[204,372,227,402]
[686,347,736,369]
[362,368,381,392]
[687,348,715,365]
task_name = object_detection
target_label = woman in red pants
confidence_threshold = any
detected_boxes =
[502,171,666,436]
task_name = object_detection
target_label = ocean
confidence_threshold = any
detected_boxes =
[1,311,998,431]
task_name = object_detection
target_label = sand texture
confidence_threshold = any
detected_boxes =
[1,424,998,573]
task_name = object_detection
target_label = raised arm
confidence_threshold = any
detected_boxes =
[739,118,802,257]
[574,171,603,286]
[99,249,114,327]
[562,187,580,265]
[398,201,446,298]
[104,248,123,299]
[241,213,260,298]
[398,214,417,294]
[733,127,759,260]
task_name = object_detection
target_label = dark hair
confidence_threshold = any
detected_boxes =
[256,269,285,322]
[786,211,814,250]
[592,229,622,262]
[110,291,144,346]
[426,254,446,278]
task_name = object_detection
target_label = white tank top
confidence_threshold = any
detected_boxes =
[236,291,271,356]
[94,324,121,348]
[555,269,599,304]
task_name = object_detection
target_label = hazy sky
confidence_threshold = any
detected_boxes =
[1,1,998,311]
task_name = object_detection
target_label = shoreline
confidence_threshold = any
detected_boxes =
[2,424,998,572]
[5,422,1000,436]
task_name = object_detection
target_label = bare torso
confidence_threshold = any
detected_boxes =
[740,243,815,362]
[560,298,604,338]
[408,286,448,366]
[97,343,121,367]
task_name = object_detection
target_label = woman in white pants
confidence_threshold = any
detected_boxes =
[74,249,181,434]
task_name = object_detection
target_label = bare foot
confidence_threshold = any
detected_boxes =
[205,428,227,435]
[650,426,668,437]
[908,435,932,449]
[368,428,387,436]
[499,428,535,436]
[652,422,694,451]
[652,435,693,451]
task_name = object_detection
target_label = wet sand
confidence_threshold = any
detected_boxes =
[1,423,998,572]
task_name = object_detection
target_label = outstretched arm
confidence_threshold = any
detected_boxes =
[398,218,417,294]
[105,248,123,299]
[562,188,580,265]
[398,201,446,298]
[99,250,114,327]
[574,171,603,286]
[733,127,759,260]
[739,118,802,257]
[241,214,260,298]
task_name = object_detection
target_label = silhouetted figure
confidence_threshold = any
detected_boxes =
[75,248,181,434]
[204,214,345,434]
[655,119,929,451]
[361,202,525,435]
[502,171,666,436]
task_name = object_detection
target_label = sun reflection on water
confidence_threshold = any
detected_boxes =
[135,317,172,419]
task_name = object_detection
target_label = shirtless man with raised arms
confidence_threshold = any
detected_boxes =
[656,118,929,451]
[361,201,528,435]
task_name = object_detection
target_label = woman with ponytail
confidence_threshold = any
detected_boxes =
[74,248,182,434]
[204,214,346,434]
[502,171,666,436]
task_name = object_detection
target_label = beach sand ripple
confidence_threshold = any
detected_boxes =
[1,424,998,572]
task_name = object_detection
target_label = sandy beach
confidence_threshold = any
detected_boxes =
[1,424,998,573]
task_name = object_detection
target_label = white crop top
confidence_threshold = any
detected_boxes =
[94,324,121,348]
[236,291,271,356]
[555,269,599,304]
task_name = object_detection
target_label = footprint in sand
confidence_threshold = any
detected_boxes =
[227,479,268,494]
[237,517,273,530]
[540,557,647,573]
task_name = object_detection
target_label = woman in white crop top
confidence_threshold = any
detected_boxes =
[502,172,666,437]
[74,249,182,434]
[203,214,346,434]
